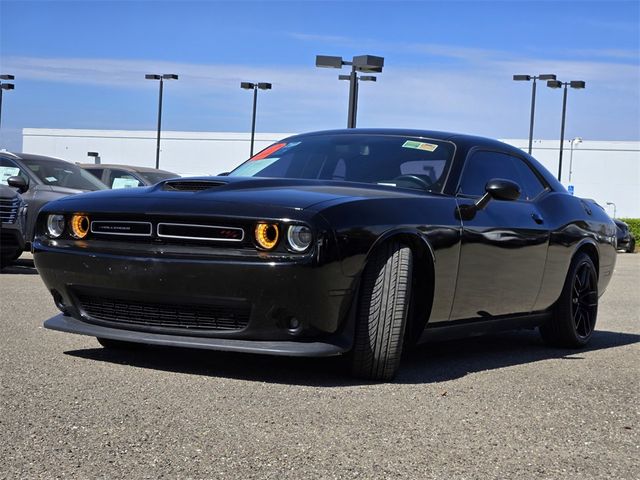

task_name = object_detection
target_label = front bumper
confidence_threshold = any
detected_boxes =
[34,239,357,354]
[45,314,349,356]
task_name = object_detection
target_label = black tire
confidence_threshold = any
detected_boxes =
[626,238,635,253]
[539,252,598,348]
[351,241,413,381]
[0,250,22,269]
[97,337,142,350]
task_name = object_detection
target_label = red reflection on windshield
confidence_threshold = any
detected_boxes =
[250,143,287,161]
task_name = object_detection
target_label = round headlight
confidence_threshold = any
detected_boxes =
[46,214,66,238]
[70,214,90,239]
[255,222,279,250]
[287,225,313,252]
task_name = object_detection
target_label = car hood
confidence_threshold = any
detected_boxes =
[40,176,434,217]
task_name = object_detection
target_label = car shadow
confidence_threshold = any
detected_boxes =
[64,328,639,387]
[0,257,38,275]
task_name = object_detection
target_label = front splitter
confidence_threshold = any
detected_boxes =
[44,314,349,357]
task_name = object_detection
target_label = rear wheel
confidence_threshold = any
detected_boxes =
[540,252,598,347]
[351,241,413,381]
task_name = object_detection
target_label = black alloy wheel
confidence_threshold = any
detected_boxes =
[571,261,598,339]
[540,252,598,348]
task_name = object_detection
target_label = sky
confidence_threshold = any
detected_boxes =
[0,0,639,151]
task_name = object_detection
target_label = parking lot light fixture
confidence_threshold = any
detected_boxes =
[569,137,582,182]
[513,74,557,155]
[547,79,586,182]
[316,54,384,128]
[0,74,16,129]
[241,82,273,157]
[145,73,179,169]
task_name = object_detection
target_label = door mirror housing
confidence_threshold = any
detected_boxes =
[475,178,521,210]
[7,176,28,193]
[485,178,521,201]
[457,178,521,220]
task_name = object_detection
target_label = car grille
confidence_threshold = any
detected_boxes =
[0,197,20,224]
[77,294,251,332]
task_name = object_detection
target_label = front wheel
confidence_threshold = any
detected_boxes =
[351,241,413,381]
[626,238,635,253]
[540,252,598,347]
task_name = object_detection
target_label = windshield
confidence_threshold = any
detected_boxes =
[228,134,455,192]
[23,158,107,191]
[138,171,179,185]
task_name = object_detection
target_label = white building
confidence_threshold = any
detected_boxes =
[22,128,640,218]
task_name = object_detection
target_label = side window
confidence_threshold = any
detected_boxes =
[459,151,546,201]
[508,156,546,200]
[108,170,142,189]
[458,151,520,197]
[0,158,28,185]
[85,168,105,181]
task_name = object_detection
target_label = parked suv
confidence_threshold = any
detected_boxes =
[0,152,107,248]
[78,164,178,188]
[0,184,27,267]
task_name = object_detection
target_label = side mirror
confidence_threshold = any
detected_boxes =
[475,178,521,210]
[457,178,521,220]
[7,176,28,193]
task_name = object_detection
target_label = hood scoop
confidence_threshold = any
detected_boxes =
[163,180,227,192]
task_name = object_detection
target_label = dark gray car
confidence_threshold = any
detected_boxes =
[78,163,179,188]
[0,184,27,267]
[0,152,107,248]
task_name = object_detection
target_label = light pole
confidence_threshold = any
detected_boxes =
[316,55,384,128]
[0,74,16,129]
[568,137,582,183]
[606,202,616,219]
[240,82,272,157]
[513,74,557,154]
[145,73,178,169]
[547,80,586,182]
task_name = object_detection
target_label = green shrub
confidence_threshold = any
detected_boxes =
[619,218,639,251]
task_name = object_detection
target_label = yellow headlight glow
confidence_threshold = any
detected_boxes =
[70,214,90,239]
[255,222,279,250]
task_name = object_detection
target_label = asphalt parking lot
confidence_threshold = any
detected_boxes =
[1,253,638,479]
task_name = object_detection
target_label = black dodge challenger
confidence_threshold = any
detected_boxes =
[35,129,617,380]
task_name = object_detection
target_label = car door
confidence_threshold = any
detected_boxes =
[450,149,550,320]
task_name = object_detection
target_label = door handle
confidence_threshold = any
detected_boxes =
[531,213,544,224]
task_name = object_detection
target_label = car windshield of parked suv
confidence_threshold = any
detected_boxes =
[137,171,179,185]
[228,134,455,192]
[23,158,107,191]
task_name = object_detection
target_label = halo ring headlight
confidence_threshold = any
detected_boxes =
[255,222,279,250]
[287,225,313,252]
[46,214,66,238]
[70,214,90,239]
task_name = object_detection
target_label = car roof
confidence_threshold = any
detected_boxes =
[77,163,176,175]
[281,128,522,153]
[0,152,71,163]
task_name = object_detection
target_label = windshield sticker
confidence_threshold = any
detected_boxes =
[232,157,280,176]
[250,143,287,161]
[0,166,20,184]
[402,140,438,152]
[45,176,58,182]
